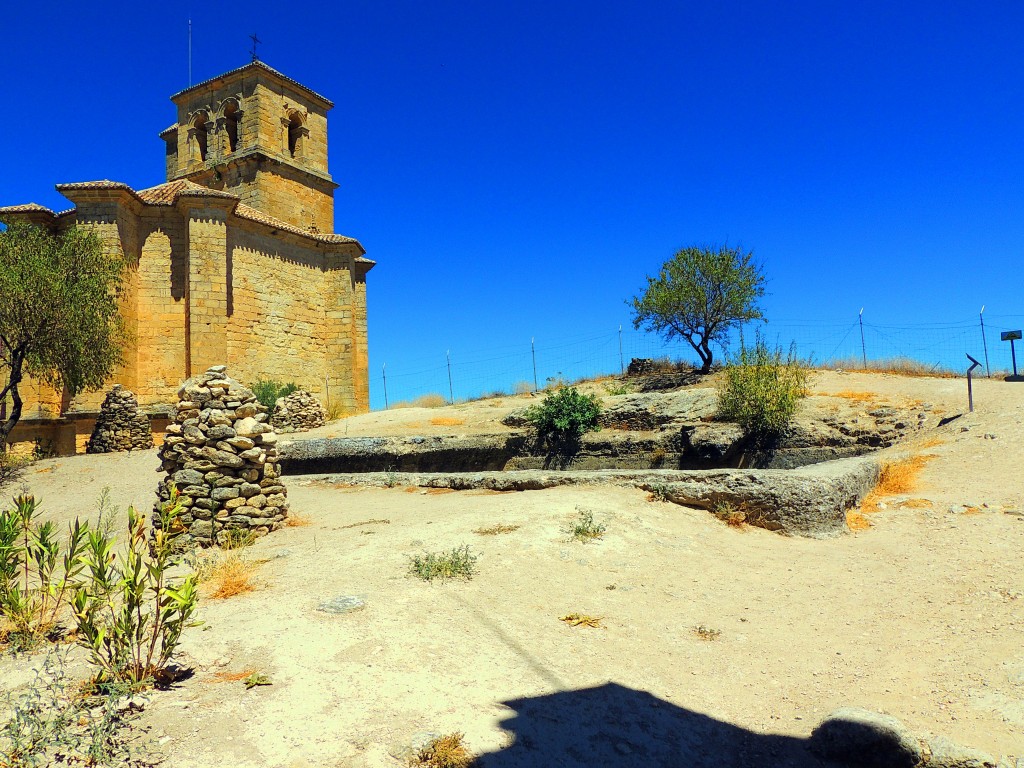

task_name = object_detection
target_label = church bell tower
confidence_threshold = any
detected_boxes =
[160,61,337,232]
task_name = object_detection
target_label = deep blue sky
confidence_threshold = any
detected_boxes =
[2,2,1022,404]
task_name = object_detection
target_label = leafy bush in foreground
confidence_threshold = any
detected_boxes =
[716,333,809,441]
[524,387,601,447]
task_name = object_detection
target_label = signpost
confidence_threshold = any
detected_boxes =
[1002,330,1022,381]
[966,354,980,412]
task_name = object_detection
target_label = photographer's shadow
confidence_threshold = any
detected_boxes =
[476,682,835,767]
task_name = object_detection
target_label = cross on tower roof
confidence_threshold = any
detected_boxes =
[249,33,262,62]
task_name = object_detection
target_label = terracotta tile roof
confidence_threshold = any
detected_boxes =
[232,202,359,245]
[55,180,134,191]
[0,203,56,215]
[171,61,333,108]
[135,179,200,205]
[45,178,364,252]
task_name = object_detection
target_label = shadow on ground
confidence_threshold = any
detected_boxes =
[477,682,838,767]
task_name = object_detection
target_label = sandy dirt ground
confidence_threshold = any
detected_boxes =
[2,371,1022,766]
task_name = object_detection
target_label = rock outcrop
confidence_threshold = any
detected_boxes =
[155,366,288,545]
[271,389,327,433]
[86,385,153,453]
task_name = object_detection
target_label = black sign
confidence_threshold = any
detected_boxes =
[1002,330,1023,341]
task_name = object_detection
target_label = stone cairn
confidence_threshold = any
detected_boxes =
[86,385,154,453]
[271,389,327,433]
[155,365,288,546]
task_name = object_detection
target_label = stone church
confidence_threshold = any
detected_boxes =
[0,61,372,454]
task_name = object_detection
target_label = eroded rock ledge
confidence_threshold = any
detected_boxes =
[302,456,880,538]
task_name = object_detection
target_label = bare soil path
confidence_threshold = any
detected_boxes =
[3,371,1022,766]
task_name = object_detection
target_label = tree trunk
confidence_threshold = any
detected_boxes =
[0,347,26,448]
[698,339,714,373]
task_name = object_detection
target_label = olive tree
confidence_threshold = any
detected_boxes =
[0,221,126,446]
[628,245,766,373]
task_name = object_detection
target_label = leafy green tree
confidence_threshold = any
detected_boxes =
[629,245,766,374]
[0,222,126,446]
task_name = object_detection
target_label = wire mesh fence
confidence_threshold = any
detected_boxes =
[371,312,1024,410]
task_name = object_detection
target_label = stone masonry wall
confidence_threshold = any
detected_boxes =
[155,366,287,545]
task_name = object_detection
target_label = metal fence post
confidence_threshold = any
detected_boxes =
[966,354,980,412]
[859,308,867,368]
[382,363,388,410]
[531,337,538,392]
[446,350,454,404]
[618,325,624,375]
[980,305,991,378]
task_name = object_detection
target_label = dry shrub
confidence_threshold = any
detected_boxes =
[430,417,465,426]
[286,513,312,527]
[393,393,448,409]
[195,552,258,599]
[213,667,258,682]
[559,613,604,628]
[325,400,346,421]
[409,732,477,767]
[824,356,958,378]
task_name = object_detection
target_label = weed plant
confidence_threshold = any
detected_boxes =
[409,732,477,767]
[250,379,299,409]
[409,546,477,582]
[647,484,672,503]
[694,625,722,641]
[717,332,809,442]
[0,495,88,649]
[568,508,606,542]
[0,648,148,767]
[72,487,199,686]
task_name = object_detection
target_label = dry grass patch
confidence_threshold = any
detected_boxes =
[846,509,873,531]
[393,393,449,409]
[339,518,391,529]
[916,437,945,449]
[430,417,465,427]
[825,356,959,377]
[473,523,520,535]
[860,454,938,513]
[830,390,879,403]
[194,551,260,599]
[409,732,477,767]
[560,613,604,628]
[900,498,933,509]
[286,512,312,527]
[212,667,259,682]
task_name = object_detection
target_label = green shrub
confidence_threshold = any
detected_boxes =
[0,647,147,766]
[716,333,809,441]
[568,508,606,542]
[409,546,478,582]
[0,495,89,649]
[72,487,199,686]
[524,387,601,447]
[250,379,299,409]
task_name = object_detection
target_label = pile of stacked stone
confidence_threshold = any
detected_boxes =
[155,365,288,545]
[86,385,154,453]
[271,389,328,433]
